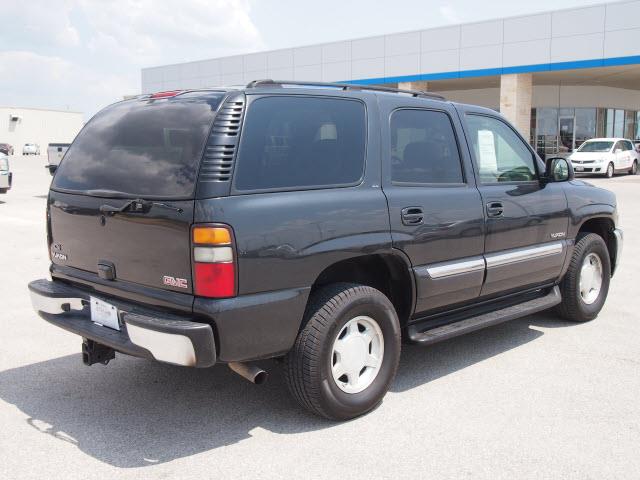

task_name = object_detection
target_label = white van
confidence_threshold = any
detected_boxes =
[0,153,12,193]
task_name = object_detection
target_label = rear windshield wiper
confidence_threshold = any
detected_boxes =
[99,199,183,216]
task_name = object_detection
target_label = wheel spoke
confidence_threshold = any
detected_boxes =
[332,339,346,356]
[364,354,379,368]
[332,362,346,380]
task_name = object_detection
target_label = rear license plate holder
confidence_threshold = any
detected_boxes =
[90,297,120,331]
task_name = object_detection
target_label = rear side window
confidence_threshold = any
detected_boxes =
[53,92,224,198]
[390,109,464,184]
[234,96,366,191]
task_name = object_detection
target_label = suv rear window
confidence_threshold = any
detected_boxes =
[234,96,366,191]
[52,92,224,198]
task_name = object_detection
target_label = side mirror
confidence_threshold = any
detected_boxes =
[544,157,574,183]
[45,164,57,176]
[615,148,622,154]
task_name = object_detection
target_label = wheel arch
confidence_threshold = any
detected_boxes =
[577,217,617,273]
[308,251,416,327]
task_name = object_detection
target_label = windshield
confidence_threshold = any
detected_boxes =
[578,141,613,153]
[52,91,225,198]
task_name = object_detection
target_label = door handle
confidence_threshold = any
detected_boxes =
[401,206,424,225]
[486,201,504,218]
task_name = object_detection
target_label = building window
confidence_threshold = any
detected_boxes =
[575,108,597,149]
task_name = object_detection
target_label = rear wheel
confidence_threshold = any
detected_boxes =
[557,233,611,322]
[605,162,614,178]
[284,283,401,420]
[629,160,637,175]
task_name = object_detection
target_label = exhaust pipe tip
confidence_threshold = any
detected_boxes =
[228,362,268,385]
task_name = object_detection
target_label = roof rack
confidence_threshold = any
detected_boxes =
[245,79,445,101]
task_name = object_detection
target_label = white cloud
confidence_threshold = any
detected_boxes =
[439,5,461,24]
[0,0,263,117]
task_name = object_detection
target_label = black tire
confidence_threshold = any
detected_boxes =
[605,162,614,178]
[629,160,638,175]
[284,283,401,420]
[557,233,611,322]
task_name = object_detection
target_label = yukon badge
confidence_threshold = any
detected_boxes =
[163,276,188,289]
[52,243,67,261]
[550,232,566,239]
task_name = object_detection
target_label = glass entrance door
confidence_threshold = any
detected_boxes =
[559,115,575,154]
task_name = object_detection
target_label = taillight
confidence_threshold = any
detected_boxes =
[150,90,182,99]
[192,226,236,298]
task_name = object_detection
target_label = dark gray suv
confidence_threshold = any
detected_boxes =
[29,81,622,420]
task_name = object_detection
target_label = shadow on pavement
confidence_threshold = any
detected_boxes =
[0,310,564,467]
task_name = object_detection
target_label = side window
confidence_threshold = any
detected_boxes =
[625,141,634,151]
[466,114,538,183]
[390,109,464,184]
[614,141,623,152]
[234,96,366,191]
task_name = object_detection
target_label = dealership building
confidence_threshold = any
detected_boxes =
[142,0,640,158]
[0,107,83,155]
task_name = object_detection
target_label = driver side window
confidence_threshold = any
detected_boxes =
[466,114,538,183]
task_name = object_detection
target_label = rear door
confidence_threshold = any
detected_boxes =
[458,106,569,297]
[379,96,485,314]
[49,91,225,294]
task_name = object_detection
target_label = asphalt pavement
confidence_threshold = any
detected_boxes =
[1,156,638,479]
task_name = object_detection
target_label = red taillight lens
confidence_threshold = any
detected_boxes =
[194,263,235,298]
[192,225,236,298]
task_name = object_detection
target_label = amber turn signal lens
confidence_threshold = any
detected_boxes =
[192,227,231,245]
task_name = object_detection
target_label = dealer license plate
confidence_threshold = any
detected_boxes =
[575,166,584,172]
[90,297,120,331]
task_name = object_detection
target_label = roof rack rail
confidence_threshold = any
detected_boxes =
[245,79,445,101]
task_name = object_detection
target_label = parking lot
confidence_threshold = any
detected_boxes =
[0,156,638,480]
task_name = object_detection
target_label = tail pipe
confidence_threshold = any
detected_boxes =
[228,362,268,385]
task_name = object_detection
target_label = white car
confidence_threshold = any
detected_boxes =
[23,143,40,155]
[569,138,638,177]
[0,153,12,193]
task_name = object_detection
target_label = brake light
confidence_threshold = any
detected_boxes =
[192,226,236,298]
[150,90,182,99]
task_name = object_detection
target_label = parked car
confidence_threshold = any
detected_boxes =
[23,143,40,155]
[569,138,638,177]
[29,82,623,420]
[0,153,12,193]
[46,143,71,175]
[0,143,14,155]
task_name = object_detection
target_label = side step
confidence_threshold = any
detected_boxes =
[407,286,561,345]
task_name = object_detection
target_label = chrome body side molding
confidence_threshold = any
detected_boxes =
[485,242,564,268]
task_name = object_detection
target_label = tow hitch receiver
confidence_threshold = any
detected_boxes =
[82,338,115,366]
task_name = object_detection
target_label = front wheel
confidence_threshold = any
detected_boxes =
[629,160,638,175]
[284,283,401,420]
[557,233,611,322]
[605,162,614,178]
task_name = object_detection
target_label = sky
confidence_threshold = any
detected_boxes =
[0,0,615,118]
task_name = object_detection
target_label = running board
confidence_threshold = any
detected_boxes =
[407,286,561,345]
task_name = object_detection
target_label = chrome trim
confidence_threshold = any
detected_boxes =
[30,291,84,314]
[126,323,197,366]
[613,228,623,270]
[485,242,564,268]
[422,256,486,279]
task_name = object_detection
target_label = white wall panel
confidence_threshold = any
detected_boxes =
[421,26,460,52]
[551,6,605,37]
[460,45,502,70]
[267,49,294,70]
[503,13,551,43]
[385,54,420,77]
[294,64,322,81]
[551,33,604,62]
[220,56,243,74]
[420,49,459,74]
[604,28,640,58]
[220,72,244,85]
[605,1,640,31]
[322,62,350,81]
[199,59,220,77]
[503,39,551,67]
[352,57,384,79]
[351,36,385,59]
[461,20,503,48]
[294,45,322,66]
[385,31,420,56]
[322,41,351,63]
[243,52,267,72]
